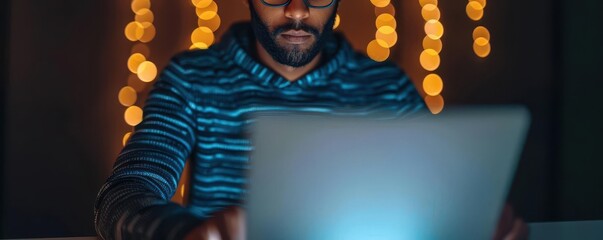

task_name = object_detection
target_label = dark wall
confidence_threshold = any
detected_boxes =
[557,0,603,220]
[0,0,10,236]
[2,1,112,238]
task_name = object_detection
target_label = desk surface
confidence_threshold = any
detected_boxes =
[8,220,603,240]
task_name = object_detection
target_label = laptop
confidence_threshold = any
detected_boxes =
[243,106,530,240]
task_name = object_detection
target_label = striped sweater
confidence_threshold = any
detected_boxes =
[94,21,426,240]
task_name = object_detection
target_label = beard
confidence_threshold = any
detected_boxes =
[249,2,337,68]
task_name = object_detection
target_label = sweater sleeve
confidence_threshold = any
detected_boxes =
[395,70,427,115]
[94,54,206,240]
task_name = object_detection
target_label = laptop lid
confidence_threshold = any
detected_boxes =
[244,106,530,240]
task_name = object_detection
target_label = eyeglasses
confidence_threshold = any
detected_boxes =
[260,0,335,9]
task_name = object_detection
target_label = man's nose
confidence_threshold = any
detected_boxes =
[284,0,310,21]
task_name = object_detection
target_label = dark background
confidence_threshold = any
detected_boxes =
[2,0,602,238]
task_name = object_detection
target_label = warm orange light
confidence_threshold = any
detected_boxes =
[181,183,186,197]
[128,74,146,92]
[421,4,440,21]
[370,0,391,8]
[422,36,442,53]
[419,49,440,71]
[135,8,154,23]
[424,19,444,40]
[466,1,484,21]
[139,23,156,43]
[375,13,396,30]
[473,26,490,41]
[192,0,213,8]
[475,37,489,46]
[424,95,445,114]
[191,26,215,48]
[419,0,438,7]
[374,3,396,16]
[137,61,158,82]
[122,132,132,146]
[118,86,138,107]
[375,26,398,48]
[470,0,487,8]
[422,74,444,96]
[127,53,146,74]
[195,1,218,20]
[367,39,390,62]
[473,41,491,58]
[131,0,151,13]
[124,21,144,42]
[198,14,221,32]
[333,14,340,29]
[124,106,144,126]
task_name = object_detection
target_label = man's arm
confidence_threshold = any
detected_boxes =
[94,54,206,240]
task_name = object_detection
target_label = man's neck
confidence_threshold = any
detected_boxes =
[255,40,322,82]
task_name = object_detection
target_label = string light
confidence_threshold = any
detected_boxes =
[467,0,491,58]
[368,2,398,62]
[120,0,158,145]
[190,0,221,50]
[419,0,445,114]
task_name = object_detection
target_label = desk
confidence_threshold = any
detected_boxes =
[529,220,603,240]
[9,220,603,240]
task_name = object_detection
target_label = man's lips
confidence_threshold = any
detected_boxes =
[280,30,312,44]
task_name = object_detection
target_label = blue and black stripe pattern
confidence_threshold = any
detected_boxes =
[94,21,425,240]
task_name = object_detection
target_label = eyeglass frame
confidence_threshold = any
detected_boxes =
[260,0,336,9]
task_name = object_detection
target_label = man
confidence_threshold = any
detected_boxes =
[94,0,528,239]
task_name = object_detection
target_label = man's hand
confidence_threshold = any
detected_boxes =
[493,204,529,240]
[184,206,246,240]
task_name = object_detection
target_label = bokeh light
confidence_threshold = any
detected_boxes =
[473,40,491,58]
[367,40,390,62]
[424,19,444,40]
[422,74,443,96]
[422,36,442,53]
[470,0,487,8]
[135,8,154,23]
[419,0,438,7]
[191,26,215,49]
[419,49,440,71]
[195,1,218,20]
[421,4,440,21]
[473,26,490,41]
[122,132,132,146]
[131,0,151,13]
[118,86,138,107]
[375,26,398,48]
[370,0,391,8]
[466,1,484,21]
[424,95,444,114]
[192,0,213,8]
[198,14,221,32]
[127,53,146,74]
[376,13,396,30]
[137,61,157,82]
[139,23,156,43]
[124,106,144,126]
[124,21,144,42]
[333,14,340,29]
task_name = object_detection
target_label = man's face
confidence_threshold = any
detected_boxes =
[248,0,338,67]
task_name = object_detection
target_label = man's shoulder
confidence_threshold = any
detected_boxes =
[168,47,227,71]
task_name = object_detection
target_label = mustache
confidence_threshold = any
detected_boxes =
[273,21,320,38]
